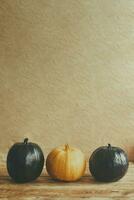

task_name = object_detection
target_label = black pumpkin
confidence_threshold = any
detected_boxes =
[7,138,44,183]
[89,144,129,182]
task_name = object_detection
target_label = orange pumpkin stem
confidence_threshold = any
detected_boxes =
[65,144,70,151]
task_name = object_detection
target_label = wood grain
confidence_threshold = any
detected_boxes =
[0,162,133,200]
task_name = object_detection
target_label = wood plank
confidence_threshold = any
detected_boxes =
[0,163,133,200]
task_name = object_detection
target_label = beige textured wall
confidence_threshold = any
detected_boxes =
[0,0,134,162]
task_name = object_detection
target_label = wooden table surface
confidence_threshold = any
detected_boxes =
[0,162,133,200]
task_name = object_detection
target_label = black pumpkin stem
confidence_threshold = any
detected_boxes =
[24,138,28,144]
[108,143,111,148]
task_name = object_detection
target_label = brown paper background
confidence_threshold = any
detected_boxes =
[0,0,134,162]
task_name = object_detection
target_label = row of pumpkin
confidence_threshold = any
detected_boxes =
[7,138,129,183]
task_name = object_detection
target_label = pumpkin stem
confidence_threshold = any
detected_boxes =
[24,138,28,144]
[65,144,70,151]
[108,143,111,148]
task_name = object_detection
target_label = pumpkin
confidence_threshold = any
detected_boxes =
[89,144,129,182]
[7,138,44,183]
[46,144,86,181]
